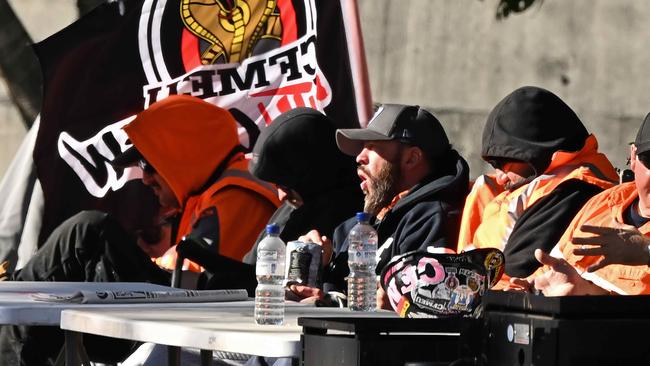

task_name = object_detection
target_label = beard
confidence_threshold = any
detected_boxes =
[361,160,400,216]
[503,175,534,191]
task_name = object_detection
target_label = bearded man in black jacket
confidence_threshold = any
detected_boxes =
[294,104,470,307]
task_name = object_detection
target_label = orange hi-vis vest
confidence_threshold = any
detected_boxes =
[156,157,280,272]
[457,174,504,248]
[551,182,650,295]
[457,135,618,284]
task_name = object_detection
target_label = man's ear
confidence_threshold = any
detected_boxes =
[630,144,637,170]
[402,146,424,169]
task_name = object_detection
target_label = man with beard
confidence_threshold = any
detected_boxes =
[293,104,470,306]
[457,86,619,287]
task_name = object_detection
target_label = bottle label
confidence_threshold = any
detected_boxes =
[256,250,283,276]
[348,246,376,264]
[257,261,278,275]
[258,249,278,262]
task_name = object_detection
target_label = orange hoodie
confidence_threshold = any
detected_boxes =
[123,95,279,271]
[458,135,618,286]
[552,182,650,295]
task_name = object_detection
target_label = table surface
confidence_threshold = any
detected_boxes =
[60,302,398,357]
[0,281,183,325]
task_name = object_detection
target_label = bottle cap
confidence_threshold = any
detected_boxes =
[266,223,280,235]
[355,212,369,223]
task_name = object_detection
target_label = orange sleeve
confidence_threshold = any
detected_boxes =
[212,186,278,261]
[457,175,502,252]
[554,196,604,271]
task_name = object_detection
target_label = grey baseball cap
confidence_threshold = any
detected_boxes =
[336,104,451,158]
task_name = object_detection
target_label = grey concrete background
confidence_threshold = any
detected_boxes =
[358,0,649,176]
[0,0,648,179]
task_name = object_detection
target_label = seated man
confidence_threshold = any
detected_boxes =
[457,86,619,285]
[245,107,364,255]
[517,113,650,296]
[296,104,470,305]
[0,95,279,365]
[198,107,364,293]
[126,107,366,366]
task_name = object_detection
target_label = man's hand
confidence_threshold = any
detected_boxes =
[298,230,333,268]
[377,286,392,310]
[286,284,324,304]
[509,249,609,296]
[136,223,172,258]
[572,224,650,272]
[506,277,534,293]
[527,249,608,296]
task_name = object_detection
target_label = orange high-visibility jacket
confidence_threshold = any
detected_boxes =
[457,135,618,284]
[552,182,650,295]
[123,95,280,272]
[156,156,280,271]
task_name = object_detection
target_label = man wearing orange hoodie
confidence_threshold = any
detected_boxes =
[0,95,279,365]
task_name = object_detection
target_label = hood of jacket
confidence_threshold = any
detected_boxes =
[390,149,470,216]
[124,95,239,207]
[481,86,589,175]
[249,107,358,200]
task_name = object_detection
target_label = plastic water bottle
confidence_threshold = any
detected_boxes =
[255,224,286,325]
[347,212,378,311]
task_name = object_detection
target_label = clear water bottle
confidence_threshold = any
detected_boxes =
[255,224,286,325]
[347,212,378,311]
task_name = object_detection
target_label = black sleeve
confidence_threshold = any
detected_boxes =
[185,207,220,250]
[392,206,459,254]
[504,179,604,277]
[322,217,356,293]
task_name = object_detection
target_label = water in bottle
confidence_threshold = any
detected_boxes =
[255,224,286,325]
[347,212,378,311]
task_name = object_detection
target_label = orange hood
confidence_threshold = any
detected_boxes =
[124,95,239,207]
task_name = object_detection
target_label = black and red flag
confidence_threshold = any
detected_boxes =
[32,0,372,244]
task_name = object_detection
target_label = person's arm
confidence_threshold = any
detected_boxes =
[572,224,650,271]
[380,203,460,269]
[510,249,610,296]
[504,180,603,278]
[193,187,277,261]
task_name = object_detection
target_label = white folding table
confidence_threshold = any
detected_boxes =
[0,281,179,325]
[60,302,398,365]
[0,281,193,365]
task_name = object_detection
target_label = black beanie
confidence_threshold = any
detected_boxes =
[482,86,589,175]
[249,108,357,199]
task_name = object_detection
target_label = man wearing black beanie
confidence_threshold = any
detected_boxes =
[458,86,619,287]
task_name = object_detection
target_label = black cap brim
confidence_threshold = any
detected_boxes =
[335,128,392,156]
[110,146,142,168]
[634,113,650,155]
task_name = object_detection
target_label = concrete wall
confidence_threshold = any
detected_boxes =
[358,0,650,177]
[0,0,76,180]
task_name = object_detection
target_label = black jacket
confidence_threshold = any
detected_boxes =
[243,183,364,265]
[324,149,470,292]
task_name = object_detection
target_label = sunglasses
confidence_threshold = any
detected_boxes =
[137,159,156,174]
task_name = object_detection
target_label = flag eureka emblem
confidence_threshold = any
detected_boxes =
[180,0,284,65]
[57,0,333,198]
